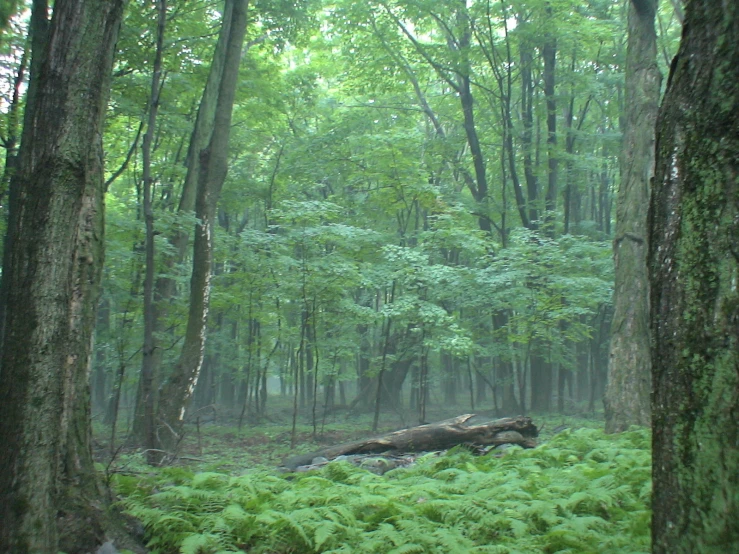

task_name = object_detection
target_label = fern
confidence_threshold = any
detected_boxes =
[387,544,425,554]
[180,533,223,554]
[115,426,652,553]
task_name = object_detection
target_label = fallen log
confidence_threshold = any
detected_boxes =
[282,414,538,470]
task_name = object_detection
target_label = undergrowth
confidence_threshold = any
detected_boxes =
[114,427,651,554]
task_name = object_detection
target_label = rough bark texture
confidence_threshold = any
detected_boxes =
[131,0,236,442]
[283,415,539,470]
[649,0,738,551]
[156,0,249,453]
[604,0,660,433]
[0,0,126,551]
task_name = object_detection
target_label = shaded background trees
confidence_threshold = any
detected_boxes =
[0,0,685,463]
[80,0,659,434]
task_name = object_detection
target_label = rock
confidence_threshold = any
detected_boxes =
[96,541,119,554]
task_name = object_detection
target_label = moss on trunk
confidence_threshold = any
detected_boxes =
[0,0,126,552]
[649,0,739,551]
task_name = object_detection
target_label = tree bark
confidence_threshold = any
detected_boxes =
[137,0,166,463]
[542,5,558,234]
[649,0,738,551]
[156,0,249,454]
[491,312,520,414]
[130,0,240,443]
[530,351,552,412]
[604,0,660,433]
[283,415,539,470]
[0,0,126,551]
[519,32,539,229]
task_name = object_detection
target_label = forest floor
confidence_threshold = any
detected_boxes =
[94,399,604,471]
[94,401,651,553]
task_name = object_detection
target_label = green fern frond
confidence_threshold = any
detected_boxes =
[458,501,489,523]
[314,521,340,550]
[386,543,425,554]
[433,526,474,553]
[542,528,593,553]
[560,515,609,534]
[191,472,229,490]
[508,518,529,538]
[321,460,358,483]
[469,545,511,553]
[180,532,223,554]
[116,422,652,554]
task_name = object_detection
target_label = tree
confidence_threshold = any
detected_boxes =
[0,0,126,551]
[649,0,738,551]
[156,0,249,452]
[604,0,660,433]
[139,0,167,464]
[85,0,624,432]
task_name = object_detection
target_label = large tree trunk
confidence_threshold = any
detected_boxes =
[649,0,738,551]
[604,0,660,433]
[0,0,126,551]
[156,0,249,453]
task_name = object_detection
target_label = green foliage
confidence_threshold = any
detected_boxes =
[117,427,651,553]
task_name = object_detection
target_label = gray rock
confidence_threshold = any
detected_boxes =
[96,541,119,554]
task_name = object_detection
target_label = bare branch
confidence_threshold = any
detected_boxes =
[104,121,144,192]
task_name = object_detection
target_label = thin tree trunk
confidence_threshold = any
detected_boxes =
[138,0,166,464]
[529,350,552,412]
[493,312,520,414]
[0,0,48,346]
[520,34,539,229]
[542,6,557,234]
[501,28,530,231]
[373,307,394,432]
[0,32,28,209]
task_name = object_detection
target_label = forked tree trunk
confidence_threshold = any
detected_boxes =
[604,0,660,433]
[156,0,249,453]
[0,0,126,551]
[649,0,738,550]
[131,0,238,442]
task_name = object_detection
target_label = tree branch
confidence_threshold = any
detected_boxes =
[104,121,144,192]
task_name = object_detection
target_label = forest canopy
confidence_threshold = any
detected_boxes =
[1,0,737,552]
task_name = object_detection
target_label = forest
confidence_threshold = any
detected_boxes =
[0,0,736,553]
